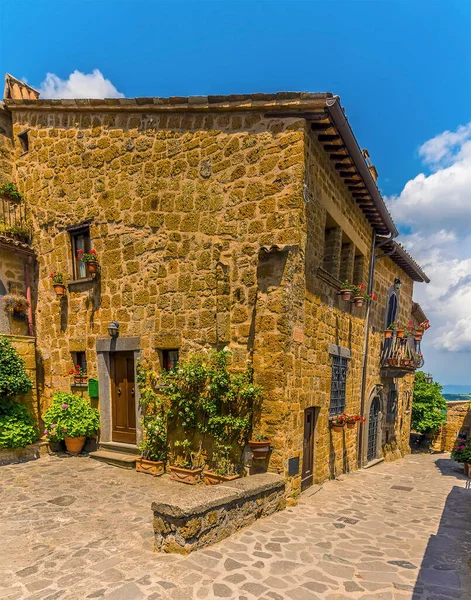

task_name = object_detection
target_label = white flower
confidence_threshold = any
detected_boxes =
[223,346,229,352]
[249,387,254,393]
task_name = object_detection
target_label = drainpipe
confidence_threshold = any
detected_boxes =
[357,232,396,467]
[24,256,34,337]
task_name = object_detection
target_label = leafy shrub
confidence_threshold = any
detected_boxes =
[411,371,447,434]
[43,393,99,440]
[0,335,33,399]
[451,439,470,463]
[0,400,37,448]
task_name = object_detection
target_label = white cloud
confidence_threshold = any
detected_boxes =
[388,122,471,354]
[38,69,124,99]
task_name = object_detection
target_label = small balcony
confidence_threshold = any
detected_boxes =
[380,333,424,378]
[0,192,31,246]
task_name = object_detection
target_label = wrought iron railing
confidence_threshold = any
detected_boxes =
[0,194,31,244]
[380,333,424,374]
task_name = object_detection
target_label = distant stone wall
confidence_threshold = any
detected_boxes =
[433,401,471,452]
[152,473,285,554]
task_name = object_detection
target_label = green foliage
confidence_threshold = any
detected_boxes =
[451,439,470,462]
[0,182,23,202]
[0,336,33,399]
[0,400,37,448]
[411,371,447,434]
[42,393,100,440]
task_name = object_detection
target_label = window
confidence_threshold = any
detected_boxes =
[18,130,29,153]
[70,226,91,280]
[72,351,87,374]
[385,290,398,328]
[387,383,398,417]
[162,349,179,371]
[329,355,349,415]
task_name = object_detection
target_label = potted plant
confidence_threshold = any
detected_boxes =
[451,439,470,475]
[339,281,353,302]
[415,319,431,341]
[345,414,366,429]
[388,357,398,366]
[2,293,29,315]
[396,324,405,339]
[0,182,23,203]
[168,439,204,484]
[49,272,67,297]
[43,392,100,455]
[68,365,87,386]
[384,322,396,339]
[330,413,348,432]
[249,434,271,460]
[351,284,365,307]
[204,442,240,485]
[77,248,99,274]
[136,412,167,477]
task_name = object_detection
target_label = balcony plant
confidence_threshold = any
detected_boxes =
[135,360,168,476]
[43,392,100,455]
[0,182,23,203]
[204,441,240,485]
[396,323,405,339]
[339,281,353,301]
[384,322,396,339]
[351,284,365,307]
[415,319,431,341]
[330,413,348,432]
[248,433,271,460]
[1,223,30,243]
[49,272,67,297]
[2,293,29,316]
[345,414,366,429]
[77,248,99,274]
[68,365,87,386]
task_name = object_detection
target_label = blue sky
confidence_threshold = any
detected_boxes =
[1,0,471,385]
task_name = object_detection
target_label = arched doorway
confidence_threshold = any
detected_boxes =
[367,396,381,462]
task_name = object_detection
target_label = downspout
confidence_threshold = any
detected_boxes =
[24,256,34,337]
[357,232,396,467]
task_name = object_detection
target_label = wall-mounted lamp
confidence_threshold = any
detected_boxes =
[394,278,402,290]
[425,373,433,384]
[107,321,119,338]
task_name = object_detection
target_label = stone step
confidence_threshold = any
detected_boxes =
[99,441,139,455]
[89,450,137,469]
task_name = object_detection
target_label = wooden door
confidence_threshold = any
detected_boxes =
[110,352,136,444]
[301,407,316,491]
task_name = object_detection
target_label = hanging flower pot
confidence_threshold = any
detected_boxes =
[346,422,355,430]
[384,329,393,339]
[53,283,66,297]
[77,249,99,275]
[339,289,352,301]
[396,328,405,339]
[353,297,364,308]
[332,423,345,433]
[249,439,271,460]
[86,260,98,274]
[2,293,29,316]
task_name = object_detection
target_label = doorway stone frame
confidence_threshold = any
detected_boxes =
[361,386,383,466]
[96,336,142,446]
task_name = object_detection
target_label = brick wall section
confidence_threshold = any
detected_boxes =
[433,401,471,452]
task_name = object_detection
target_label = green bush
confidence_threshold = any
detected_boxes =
[411,371,447,434]
[43,393,100,440]
[0,400,38,448]
[0,336,33,399]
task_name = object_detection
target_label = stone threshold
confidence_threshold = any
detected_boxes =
[152,473,285,554]
[364,457,385,469]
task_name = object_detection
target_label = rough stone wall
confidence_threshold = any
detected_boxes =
[11,108,305,423]
[0,106,15,185]
[3,334,39,424]
[433,401,471,452]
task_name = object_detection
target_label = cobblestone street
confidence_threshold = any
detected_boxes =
[1,453,470,600]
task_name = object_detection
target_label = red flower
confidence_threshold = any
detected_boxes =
[359,284,364,290]
[77,249,84,254]
[372,294,377,300]
[68,370,75,375]
[49,274,53,278]
[90,249,97,255]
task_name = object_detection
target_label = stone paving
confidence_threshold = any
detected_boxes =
[1,453,470,600]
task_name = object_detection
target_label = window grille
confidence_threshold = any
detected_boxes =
[329,355,349,415]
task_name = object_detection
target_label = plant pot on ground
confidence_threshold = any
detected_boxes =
[43,392,99,456]
[203,471,240,485]
[204,442,240,485]
[169,439,205,484]
[169,464,203,484]
[136,457,165,476]
[249,436,271,460]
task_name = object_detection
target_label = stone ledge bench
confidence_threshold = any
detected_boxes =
[151,473,286,554]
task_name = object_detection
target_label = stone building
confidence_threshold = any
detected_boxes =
[0,74,429,496]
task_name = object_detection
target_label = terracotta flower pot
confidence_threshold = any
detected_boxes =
[136,458,165,476]
[388,358,398,366]
[53,283,66,297]
[415,334,423,341]
[396,328,405,339]
[339,290,352,301]
[331,424,344,433]
[64,436,86,455]
[86,261,98,274]
[384,329,393,339]
[169,465,203,485]
[353,297,364,307]
[203,471,240,486]
[346,422,356,429]
[249,440,271,460]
